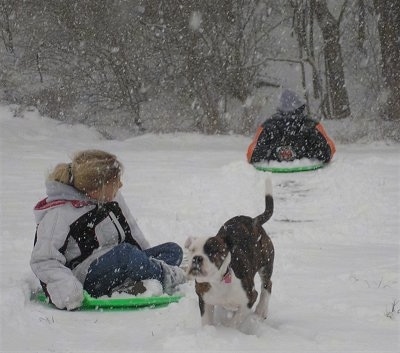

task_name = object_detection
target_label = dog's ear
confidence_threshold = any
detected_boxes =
[184,236,196,249]
[204,237,229,268]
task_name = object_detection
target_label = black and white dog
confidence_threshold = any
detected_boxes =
[185,179,275,327]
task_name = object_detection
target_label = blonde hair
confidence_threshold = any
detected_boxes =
[48,150,123,193]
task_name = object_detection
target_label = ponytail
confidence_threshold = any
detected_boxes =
[48,163,73,185]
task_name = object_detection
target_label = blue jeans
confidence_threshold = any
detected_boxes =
[83,242,183,297]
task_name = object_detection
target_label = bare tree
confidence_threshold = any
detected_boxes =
[0,0,15,55]
[10,0,153,131]
[373,0,400,121]
[1,0,396,138]
[141,0,279,134]
[314,0,351,119]
[291,0,323,112]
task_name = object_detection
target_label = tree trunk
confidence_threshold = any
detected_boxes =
[314,0,350,119]
[309,0,322,99]
[0,0,15,55]
[373,0,400,121]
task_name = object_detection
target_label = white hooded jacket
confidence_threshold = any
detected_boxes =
[30,181,150,310]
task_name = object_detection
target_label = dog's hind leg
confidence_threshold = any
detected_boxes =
[255,267,272,319]
[254,286,271,319]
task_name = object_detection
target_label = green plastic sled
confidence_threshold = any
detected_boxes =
[34,290,182,311]
[254,162,325,173]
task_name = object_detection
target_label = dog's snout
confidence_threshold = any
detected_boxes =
[192,255,203,266]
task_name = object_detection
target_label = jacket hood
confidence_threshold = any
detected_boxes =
[277,89,305,112]
[45,180,89,202]
[33,181,93,223]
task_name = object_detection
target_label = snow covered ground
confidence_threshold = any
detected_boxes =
[1,105,399,352]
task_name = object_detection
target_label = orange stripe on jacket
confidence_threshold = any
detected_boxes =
[247,126,264,162]
[315,123,336,160]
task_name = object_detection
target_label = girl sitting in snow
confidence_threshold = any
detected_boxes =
[30,149,185,310]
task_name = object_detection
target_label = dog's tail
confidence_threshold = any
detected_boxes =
[254,178,273,225]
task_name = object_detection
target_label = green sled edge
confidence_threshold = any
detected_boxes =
[254,163,325,173]
[33,290,182,311]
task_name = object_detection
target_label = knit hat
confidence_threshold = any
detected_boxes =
[277,89,305,112]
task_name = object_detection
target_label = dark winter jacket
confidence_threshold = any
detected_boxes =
[247,106,336,163]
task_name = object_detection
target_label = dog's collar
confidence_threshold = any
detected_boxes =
[222,265,232,284]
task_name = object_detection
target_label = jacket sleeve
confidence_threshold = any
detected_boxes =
[114,192,151,249]
[247,126,264,163]
[247,119,280,163]
[315,123,336,162]
[30,208,84,310]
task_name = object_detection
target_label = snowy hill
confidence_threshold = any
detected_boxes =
[1,105,399,352]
